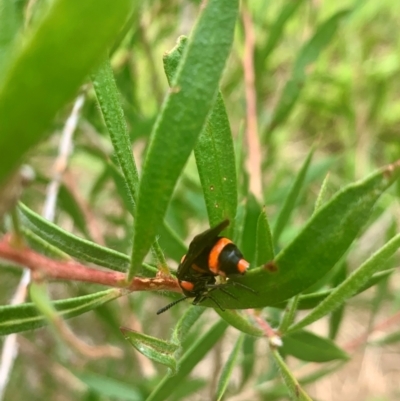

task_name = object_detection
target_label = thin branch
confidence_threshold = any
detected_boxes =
[42,94,85,222]
[242,6,262,200]
[344,310,400,352]
[246,309,282,347]
[0,234,180,293]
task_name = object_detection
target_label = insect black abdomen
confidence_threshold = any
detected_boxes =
[218,243,249,276]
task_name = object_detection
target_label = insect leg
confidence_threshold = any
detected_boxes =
[229,280,258,294]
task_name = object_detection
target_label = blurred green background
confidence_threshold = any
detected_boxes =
[1,0,400,400]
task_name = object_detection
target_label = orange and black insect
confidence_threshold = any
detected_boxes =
[157,219,254,314]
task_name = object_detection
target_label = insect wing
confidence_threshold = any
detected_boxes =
[177,219,230,277]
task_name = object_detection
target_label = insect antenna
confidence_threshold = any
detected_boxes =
[156,296,189,315]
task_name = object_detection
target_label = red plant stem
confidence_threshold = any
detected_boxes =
[0,234,180,293]
[242,6,262,200]
[344,310,400,352]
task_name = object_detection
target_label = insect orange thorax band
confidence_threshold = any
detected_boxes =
[208,237,233,274]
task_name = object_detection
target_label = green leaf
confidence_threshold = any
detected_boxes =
[107,162,186,263]
[121,328,179,372]
[0,0,132,186]
[273,149,314,245]
[238,193,261,265]
[314,172,331,212]
[201,162,400,309]
[0,0,23,72]
[74,372,142,401]
[240,335,256,388]
[282,330,348,362]
[215,334,244,401]
[129,0,239,279]
[163,36,238,232]
[255,0,305,66]
[171,306,206,345]
[29,281,58,321]
[92,57,139,213]
[278,295,300,334]
[371,331,400,346]
[21,227,70,260]
[275,269,394,310]
[271,348,313,401]
[145,320,228,401]
[92,56,170,275]
[288,232,400,333]
[107,161,136,214]
[158,222,187,263]
[18,203,132,273]
[217,309,263,337]
[58,184,90,238]
[266,9,349,136]
[169,379,206,401]
[329,262,347,339]
[255,208,274,265]
[0,289,122,335]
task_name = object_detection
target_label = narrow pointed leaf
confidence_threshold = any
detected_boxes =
[215,334,244,401]
[314,172,331,212]
[273,149,314,245]
[240,336,256,388]
[0,0,23,71]
[92,56,169,275]
[145,320,228,401]
[19,203,157,276]
[255,208,274,265]
[0,289,122,335]
[121,328,179,372]
[29,282,58,321]
[266,9,349,136]
[171,306,205,345]
[163,36,238,232]
[0,0,131,186]
[239,193,261,265]
[92,57,139,213]
[275,269,394,310]
[158,222,187,263]
[21,227,70,260]
[74,372,142,401]
[107,162,186,262]
[371,331,400,346]
[271,349,313,401]
[200,162,400,309]
[58,184,90,238]
[217,309,263,337]
[282,330,348,362]
[130,0,239,279]
[288,232,400,333]
[329,263,347,339]
[256,0,305,66]
[18,203,132,273]
[279,295,300,334]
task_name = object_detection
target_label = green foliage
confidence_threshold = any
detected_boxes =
[129,0,239,279]
[0,289,122,335]
[1,1,400,401]
[0,0,132,185]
